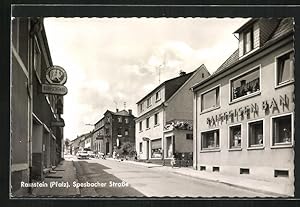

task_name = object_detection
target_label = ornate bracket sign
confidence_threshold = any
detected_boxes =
[46,65,67,85]
[42,65,68,96]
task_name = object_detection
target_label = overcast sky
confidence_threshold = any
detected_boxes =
[44,17,249,140]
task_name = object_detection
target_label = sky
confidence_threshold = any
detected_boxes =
[44,17,249,140]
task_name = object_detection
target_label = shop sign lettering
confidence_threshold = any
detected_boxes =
[206,94,290,127]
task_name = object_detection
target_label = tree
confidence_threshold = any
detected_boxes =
[116,142,136,159]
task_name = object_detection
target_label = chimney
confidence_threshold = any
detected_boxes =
[128,109,132,115]
[116,108,119,112]
[179,70,186,76]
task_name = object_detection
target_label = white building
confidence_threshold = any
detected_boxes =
[135,66,210,164]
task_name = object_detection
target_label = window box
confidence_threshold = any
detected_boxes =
[201,129,220,150]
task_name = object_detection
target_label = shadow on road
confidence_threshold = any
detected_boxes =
[73,161,144,197]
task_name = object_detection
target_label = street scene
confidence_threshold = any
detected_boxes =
[10,15,294,198]
[30,155,273,197]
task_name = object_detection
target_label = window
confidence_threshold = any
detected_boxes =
[201,87,220,112]
[200,166,206,171]
[117,128,122,136]
[274,170,289,178]
[231,67,260,101]
[118,117,122,123]
[139,103,144,112]
[201,129,219,150]
[244,28,253,54]
[105,128,109,134]
[248,120,263,148]
[146,117,150,129]
[229,125,241,149]
[125,129,129,136]
[125,118,129,124]
[276,51,294,86]
[272,114,292,145]
[155,90,161,101]
[151,139,162,158]
[186,134,193,140]
[202,73,204,78]
[139,142,143,153]
[33,37,41,80]
[240,168,250,175]
[154,113,159,125]
[147,97,152,107]
[139,121,142,131]
[212,166,220,172]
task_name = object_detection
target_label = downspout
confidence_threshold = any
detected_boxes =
[193,91,198,170]
[28,17,35,194]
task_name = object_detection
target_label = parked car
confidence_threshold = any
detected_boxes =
[77,151,89,159]
[88,151,96,158]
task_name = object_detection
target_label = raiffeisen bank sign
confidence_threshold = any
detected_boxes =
[42,65,68,96]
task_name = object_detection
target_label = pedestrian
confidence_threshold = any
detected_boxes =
[170,155,176,168]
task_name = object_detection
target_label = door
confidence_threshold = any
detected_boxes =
[146,141,149,160]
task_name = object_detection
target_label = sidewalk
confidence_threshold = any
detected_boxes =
[116,158,291,197]
[31,160,80,197]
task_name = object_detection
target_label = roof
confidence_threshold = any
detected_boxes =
[192,17,293,91]
[136,67,199,104]
[234,18,258,33]
[104,109,134,116]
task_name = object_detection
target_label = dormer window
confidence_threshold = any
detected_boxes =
[147,97,152,107]
[244,28,254,54]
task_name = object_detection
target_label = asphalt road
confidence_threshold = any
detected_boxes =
[72,157,270,197]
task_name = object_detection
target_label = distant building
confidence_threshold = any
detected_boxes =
[92,109,136,155]
[11,17,65,195]
[191,18,294,196]
[135,65,210,164]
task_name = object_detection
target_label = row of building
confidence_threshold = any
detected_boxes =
[69,17,294,195]
[69,109,136,157]
[11,17,66,195]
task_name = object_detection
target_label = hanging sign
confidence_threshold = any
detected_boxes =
[46,65,67,85]
[42,84,68,95]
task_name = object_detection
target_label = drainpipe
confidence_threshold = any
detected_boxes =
[28,18,35,194]
[193,92,198,170]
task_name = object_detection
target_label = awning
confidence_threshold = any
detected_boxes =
[151,139,162,149]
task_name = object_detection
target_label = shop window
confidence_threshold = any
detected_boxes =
[244,28,254,54]
[248,120,263,148]
[139,142,142,153]
[201,129,220,150]
[154,113,159,125]
[147,97,152,107]
[146,117,150,129]
[229,125,241,149]
[139,121,142,131]
[231,67,260,101]
[272,114,292,145]
[201,87,220,112]
[151,139,162,158]
[276,51,294,86]
[155,90,161,101]
[186,134,193,140]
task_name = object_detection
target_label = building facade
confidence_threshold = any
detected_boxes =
[11,17,65,195]
[92,109,136,156]
[192,18,294,196]
[136,66,210,164]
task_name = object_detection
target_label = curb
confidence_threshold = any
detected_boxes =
[171,170,289,197]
